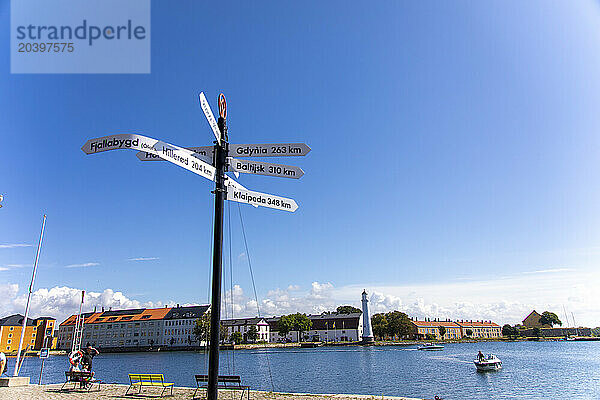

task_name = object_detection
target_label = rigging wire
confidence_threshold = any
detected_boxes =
[236,203,275,392]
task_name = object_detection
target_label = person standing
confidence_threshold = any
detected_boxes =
[0,352,6,376]
[81,345,99,371]
[477,351,485,362]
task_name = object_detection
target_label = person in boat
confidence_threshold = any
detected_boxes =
[81,345,99,371]
[477,351,484,362]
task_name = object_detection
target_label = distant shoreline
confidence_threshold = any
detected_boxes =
[5,336,597,357]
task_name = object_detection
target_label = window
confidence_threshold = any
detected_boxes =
[7,340,11,344]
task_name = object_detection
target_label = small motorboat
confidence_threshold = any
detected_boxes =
[474,354,502,371]
[417,343,444,351]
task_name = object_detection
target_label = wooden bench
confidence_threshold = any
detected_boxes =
[60,371,102,391]
[193,375,250,400]
[126,373,174,397]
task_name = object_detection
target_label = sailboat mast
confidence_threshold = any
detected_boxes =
[571,312,579,336]
[13,214,47,377]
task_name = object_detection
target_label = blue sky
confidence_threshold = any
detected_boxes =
[2,1,600,326]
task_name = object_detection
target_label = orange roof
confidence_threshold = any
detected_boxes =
[455,321,500,327]
[60,307,172,326]
[412,320,461,328]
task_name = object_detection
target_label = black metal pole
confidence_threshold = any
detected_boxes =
[208,115,228,400]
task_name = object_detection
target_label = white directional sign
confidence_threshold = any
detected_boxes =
[230,143,311,157]
[226,185,298,212]
[199,92,222,145]
[229,158,304,179]
[136,146,213,163]
[81,134,216,181]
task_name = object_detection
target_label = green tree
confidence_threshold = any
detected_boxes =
[193,312,211,344]
[532,327,541,338]
[502,324,513,337]
[465,329,473,337]
[247,326,259,343]
[278,313,312,341]
[336,305,362,314]
[230,332,243,344]
[220,325,229,343]
[371,313,388,340]
[539,311,562,327]
[385,311,413,339]
[193,312,229,344]
[438,326,446,339]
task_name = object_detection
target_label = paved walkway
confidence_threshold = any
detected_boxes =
[0,383,425,400]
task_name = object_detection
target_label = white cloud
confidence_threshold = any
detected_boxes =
[1,285,174,325]
[221,281,338,318]
[128,257,159,261]
[0,267,9,271]
[64,262,100,268]
[334,268,600,326]
[5,264,28,268]
[0,244,32,249]
[523,268,573,274]
[1,268,598,329]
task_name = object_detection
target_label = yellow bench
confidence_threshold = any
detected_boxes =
[126,374,174,397]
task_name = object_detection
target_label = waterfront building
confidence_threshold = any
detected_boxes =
[268,313,363,343]
[57,305,210,351]
[455,320,501,338]
[411,320,463,340]
[221,318,269,342]
[163,305,210,346]
[522,310,552,328]
[0,314,57,353]
[361,290,374,343]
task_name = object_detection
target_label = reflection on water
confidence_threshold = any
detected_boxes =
[11,341,600,400]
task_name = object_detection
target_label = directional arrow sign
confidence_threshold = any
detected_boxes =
[230,143,311,157]
[81,134,216,181]
[229,158,304,179]
[137,146,214,163]
[199,92,221,145]
[226,185,298,212]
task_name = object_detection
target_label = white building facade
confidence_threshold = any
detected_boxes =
[268,313,363,343]
[57,305,210,351]
[221,318,269,343]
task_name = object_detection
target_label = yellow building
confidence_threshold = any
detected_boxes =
[0,314,57,354]
[412,320,463,340]
[456,320,502,338]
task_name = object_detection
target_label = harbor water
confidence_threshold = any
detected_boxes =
[12,341,600,399]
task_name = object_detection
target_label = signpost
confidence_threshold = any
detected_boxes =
[229,158,304,179]
[81,92,309,400]
[226,186,299,211]
[136,145,214,163]
[199,92,222,145]
[38,347,49,385]
[230,143,311,157]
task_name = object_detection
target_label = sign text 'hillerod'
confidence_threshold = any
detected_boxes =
[81,133,216,181]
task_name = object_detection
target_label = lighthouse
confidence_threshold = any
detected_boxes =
[361,290,374,343]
